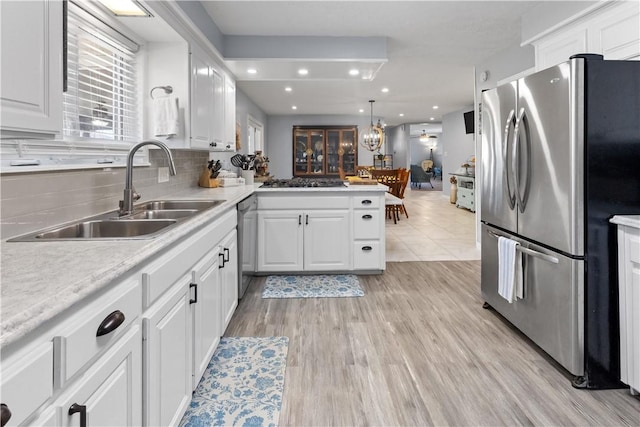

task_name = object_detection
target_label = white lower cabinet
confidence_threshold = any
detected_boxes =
[613,217,640,395]
[257,209,350,272]
[143,277,192,427]
[219,230,238,333]
[142,208,238,426]
[56,324,142,427]
[191,250,222,390]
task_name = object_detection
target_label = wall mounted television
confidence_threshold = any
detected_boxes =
[463,110,474,134]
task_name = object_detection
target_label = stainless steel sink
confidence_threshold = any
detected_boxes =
[134,200,224,211]
[8,199,226,241]
[32,220,177,240]
[126,209,198,220]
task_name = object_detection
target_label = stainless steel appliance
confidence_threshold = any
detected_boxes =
[260,178,346,188]
[481,54,640,389]
[237,194,257,298]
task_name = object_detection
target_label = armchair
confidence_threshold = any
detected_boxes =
[410,164,433,189]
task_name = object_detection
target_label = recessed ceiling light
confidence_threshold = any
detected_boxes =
[285,87,292,92]
[381,87,389,93]
[97,0,152,16]
[247,68,257,74]
[349,69,359,76]
[298,69,308,76]
[433,105,439,109]
[359,109,364,113]
[430,117,435,120]
[399,113,404,117]
[292,105,297,110]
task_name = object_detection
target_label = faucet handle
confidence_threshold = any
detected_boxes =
[132,187,141,202]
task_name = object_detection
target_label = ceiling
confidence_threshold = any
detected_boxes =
[199,1,542,127]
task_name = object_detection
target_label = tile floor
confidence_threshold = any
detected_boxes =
[385,182,481,262]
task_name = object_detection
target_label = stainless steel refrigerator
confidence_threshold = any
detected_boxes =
[480,54,640,389]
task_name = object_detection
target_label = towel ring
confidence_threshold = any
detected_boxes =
[150,85,173,99]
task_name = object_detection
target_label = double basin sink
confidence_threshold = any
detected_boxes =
[9,200,225,241]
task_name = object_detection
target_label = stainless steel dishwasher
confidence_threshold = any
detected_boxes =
[237,194,257,298]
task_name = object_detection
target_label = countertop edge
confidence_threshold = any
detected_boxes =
[610,215,640,229]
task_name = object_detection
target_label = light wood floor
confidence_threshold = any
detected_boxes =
[226,261,640,426]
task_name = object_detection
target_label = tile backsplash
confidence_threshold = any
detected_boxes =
[1,149,209,239]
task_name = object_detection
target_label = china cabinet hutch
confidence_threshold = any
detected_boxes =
[293,126,358,177]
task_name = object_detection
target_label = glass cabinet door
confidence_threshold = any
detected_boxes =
[326,130,340,174]
[340,129,357,175]
[294,129,325,175]
[309,130,324,174]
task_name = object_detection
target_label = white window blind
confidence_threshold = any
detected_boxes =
[63,2,140,142]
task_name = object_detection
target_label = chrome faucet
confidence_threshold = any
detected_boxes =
[119,140,177,216]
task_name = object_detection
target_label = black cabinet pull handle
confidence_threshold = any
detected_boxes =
[305,214,309,225]
[224,247,230,262]
[361,199,372,205]
[219,252,225,268]
[96,310,125,337]
[362,214,373,219]
[298,214,302,225]
[1,404,11,427]
[189,283,198,304]
[69,403,87,427]
[362,246,373,251]
[210,142,217,147]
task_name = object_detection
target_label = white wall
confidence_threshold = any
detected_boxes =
[265,114,381,179]
[385,124,410,169]
[441,107,474,197]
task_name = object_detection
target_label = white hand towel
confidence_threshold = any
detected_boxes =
[153,96,179,137]
[498,236,522,303]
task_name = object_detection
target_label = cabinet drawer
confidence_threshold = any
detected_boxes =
[353,241,383,270]
[54,279,141,386]
[1,342,53,427]
[457,187,474,198]
[352,195,381,209]
[354,210,381,239]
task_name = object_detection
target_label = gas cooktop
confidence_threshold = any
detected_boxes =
[260,178,346,188]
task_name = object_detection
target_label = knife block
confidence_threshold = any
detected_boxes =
[198,169,219,188]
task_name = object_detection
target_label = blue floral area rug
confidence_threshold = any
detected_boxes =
[180,337,289,427]
[262,274,364,298]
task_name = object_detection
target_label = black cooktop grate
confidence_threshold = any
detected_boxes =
[260,178,346,188]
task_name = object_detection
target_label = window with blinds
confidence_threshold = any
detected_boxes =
[63,2,140,142]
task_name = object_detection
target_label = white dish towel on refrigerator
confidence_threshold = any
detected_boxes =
[153,96,179,138]
[498,236,524,303]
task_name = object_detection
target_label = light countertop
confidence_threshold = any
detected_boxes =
[1,182,387,347]
[610,215,640,229]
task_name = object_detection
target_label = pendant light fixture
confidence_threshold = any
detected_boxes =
[361,100,384,152]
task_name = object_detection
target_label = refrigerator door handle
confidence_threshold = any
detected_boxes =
[513,107,532,213]
[503,109,516,210]
[487,229,559,264]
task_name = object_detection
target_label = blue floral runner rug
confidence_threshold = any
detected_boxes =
[262,274,364,298]
[180,336,289,427]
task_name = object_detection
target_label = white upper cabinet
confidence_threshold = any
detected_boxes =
[224,76,236,151]
[189,43,235,152]
[533,1,640,70]
[0,0,62,136]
